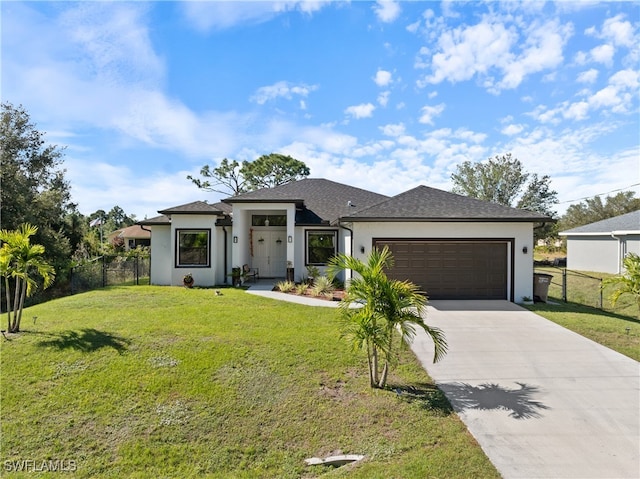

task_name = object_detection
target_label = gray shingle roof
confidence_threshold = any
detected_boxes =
[138,215,170,226]
[560,210,640,235]
[158,201,226,215]
[224,178,389,224]
[342,185,553,222]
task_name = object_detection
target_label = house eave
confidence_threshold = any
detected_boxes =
[341,216,552,223]
[560,230,640,237]
[222,198,303,205]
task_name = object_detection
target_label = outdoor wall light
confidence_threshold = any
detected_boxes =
[287,235,292,243]
[522,246,528,254]
[233,236,238,243]
[360,246,365,254]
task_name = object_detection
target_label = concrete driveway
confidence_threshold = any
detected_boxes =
[410,300,639,479]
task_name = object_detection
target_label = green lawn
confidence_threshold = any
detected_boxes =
[529,267,640,361]
[534,266,638,318]
[525,300,640,361]
[1,286,498,478]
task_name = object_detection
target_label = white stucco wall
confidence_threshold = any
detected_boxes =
[348,221,535,302]
[149,224,171,285]
[169,215,219,287]
[566,234,640,274]
[230,203,296,276]
[627,235,640,258]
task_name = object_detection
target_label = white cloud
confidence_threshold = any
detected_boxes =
[251,81,318,105]
[590,44,615,66]
[66,158,203,218]
[418,103,445,125]
[380,123,405,137]
[589,69,639,113]
[592,14,636,48]
[373,1,401,23]
[496,19,573,91]
[180,1,330,31]
[563,101,590,121]
[60,3,163,87]
[422,15,573,93]
[377,91,390,107]
[374,69,393,86]
[505,125,640,214]
[577,68,598,84]
[344,103,376,119]
[424,21,516,85]
[501,124,524,136]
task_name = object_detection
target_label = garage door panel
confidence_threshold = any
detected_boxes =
[375,240,508,300]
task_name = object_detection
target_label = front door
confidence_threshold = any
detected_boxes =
[253,230,286,277]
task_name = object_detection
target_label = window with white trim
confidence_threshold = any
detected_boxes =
[306,230,337,265]
[177,229,210,267]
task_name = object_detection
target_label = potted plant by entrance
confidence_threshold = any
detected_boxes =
[230,267,242,287]
[183,273,194,288]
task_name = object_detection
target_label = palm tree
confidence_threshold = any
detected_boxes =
[328,247,447,388]
[602,253,640,317]
[0,224,55,332]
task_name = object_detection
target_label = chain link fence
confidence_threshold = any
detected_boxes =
[71,254,150,294]
[534,267,605,309]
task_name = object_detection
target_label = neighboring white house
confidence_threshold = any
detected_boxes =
[140,178,552,302]
[559,210,640,274]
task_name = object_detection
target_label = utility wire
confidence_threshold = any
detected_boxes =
[558,182,640,204]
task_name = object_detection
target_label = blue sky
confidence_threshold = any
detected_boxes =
[2,1,639,220]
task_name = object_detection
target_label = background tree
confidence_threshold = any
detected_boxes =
[242,153,310,190]
[328,247,447,388]
[187,159,247,196]
[558,192,640,232]
[0,102,75,280]
[0,224,55,333]
[451,153,558,241]
[188,153,310,196]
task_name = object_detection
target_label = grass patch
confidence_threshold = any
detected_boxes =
[524,300,640,361]
[535,266,638,318]
[1,286,498,478]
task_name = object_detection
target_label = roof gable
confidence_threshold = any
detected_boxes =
[224,178,389,224]
[158,200,225,215]
[560,210,640,235]
[343,185,553,222]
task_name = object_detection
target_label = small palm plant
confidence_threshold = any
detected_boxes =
[328,246,447,388]
[0,224,55,333]
[602,253,640,317]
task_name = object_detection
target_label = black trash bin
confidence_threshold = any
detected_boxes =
[533,273,553,302]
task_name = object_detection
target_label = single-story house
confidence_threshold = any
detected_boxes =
[559,210,640,274]
[107,225,152,251]
[140,178,552,302]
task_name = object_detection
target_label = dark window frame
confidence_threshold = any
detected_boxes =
[175,229,211,268]
[305,230,338,266]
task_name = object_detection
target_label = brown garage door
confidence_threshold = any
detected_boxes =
[374,240,508,300]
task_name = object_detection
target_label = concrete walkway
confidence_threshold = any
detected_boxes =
[410,300,640,479]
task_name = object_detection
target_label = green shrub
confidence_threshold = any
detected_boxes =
[312,275,335,297]
[295,283,309,295]
[275,280,295,293]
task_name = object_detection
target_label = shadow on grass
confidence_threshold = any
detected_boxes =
[36,328,130,353]
[532,299,640,325]
[438,382,550,420]
[386,383,454,416]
